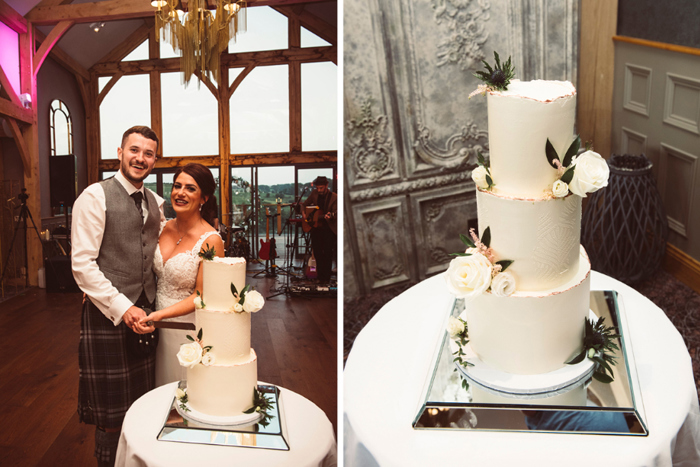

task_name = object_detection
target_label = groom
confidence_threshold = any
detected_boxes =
[71,125,165,466]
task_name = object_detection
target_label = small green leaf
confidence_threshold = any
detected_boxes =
[593,371,614,384]
[230,282,239,298]
[477,151,487,167]
[562,135,581,167]
[545,138,560,169]
[186,335,194,342]
[496,260,513,272]
[197,328,203,341]
[449,252,472,257]
[460,233,476,249]
[560,165,576,184]
[566,351,586,365]
[485,174,493,187]
[481,227,491,248]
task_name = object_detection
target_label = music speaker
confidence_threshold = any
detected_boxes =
[45,256,81,293]
[49,155,76,208]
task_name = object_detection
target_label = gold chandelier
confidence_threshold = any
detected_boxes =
[152,0,247,86]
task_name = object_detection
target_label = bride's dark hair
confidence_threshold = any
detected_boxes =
[173,163,218,226]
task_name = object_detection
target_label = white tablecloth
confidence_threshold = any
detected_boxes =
[116,382,337,467]
[344,272,700,466]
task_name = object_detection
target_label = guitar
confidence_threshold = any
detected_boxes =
[259,208,277,261]
[302,206,336,233]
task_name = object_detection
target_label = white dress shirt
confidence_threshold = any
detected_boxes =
[71,171,165,325]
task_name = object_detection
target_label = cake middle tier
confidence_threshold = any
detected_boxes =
[477,188,581,292]
[195,308,251,365]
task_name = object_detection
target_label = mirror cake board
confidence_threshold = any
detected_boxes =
[413,291,649,436]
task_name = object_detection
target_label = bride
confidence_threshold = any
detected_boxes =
[138,163,225,386]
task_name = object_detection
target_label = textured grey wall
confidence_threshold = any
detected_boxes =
[344,0,580,298]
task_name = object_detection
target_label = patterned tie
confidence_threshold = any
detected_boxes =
[131,191,144,219]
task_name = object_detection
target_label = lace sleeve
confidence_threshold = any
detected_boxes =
[193,230,223,258]
[159,219,168,236]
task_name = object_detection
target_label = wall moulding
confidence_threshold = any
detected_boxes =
[348,170,474,202]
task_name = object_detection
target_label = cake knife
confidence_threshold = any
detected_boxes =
[145,320,196,330]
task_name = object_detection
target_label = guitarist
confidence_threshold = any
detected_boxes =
[302,176,337,285]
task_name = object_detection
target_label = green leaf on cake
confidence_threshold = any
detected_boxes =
[231,283,239,298]
[197,328,203,342]
[566,350,586,365]
[485,174,493,187]
[545,138,560,169]
[477,151,489,169]
[560,165,576,184]
[593,371,614,384]
[460,233,476,249]
[449,252,473,257]
[496,260,513,272]
[562,135,581,167]
[186,334,195,342]
[481,227,491,248]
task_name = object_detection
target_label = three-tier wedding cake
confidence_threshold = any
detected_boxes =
[446,63,610,379]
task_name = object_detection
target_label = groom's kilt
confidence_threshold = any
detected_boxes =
[78,298,156,429]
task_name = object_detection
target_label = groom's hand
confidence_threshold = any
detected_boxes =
[123,306,148,333]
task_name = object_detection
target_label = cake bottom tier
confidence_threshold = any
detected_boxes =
[187,348,258,417]
[464,246,591,375]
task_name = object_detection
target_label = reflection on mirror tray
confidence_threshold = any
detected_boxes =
[157,383,290,450]
[413,291,648,435]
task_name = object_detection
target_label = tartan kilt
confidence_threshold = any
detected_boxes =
[78,298,156,429]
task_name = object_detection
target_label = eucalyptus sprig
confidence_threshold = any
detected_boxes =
[198,243,217,261]
[474,51,515,91]
[450,317,473,370]
[177,390,191,413]
[244,388,276,427]
[566,316,620,383]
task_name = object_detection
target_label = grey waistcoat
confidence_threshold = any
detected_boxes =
[96,177,159,304]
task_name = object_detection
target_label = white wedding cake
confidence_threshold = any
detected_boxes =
[177,257,265,420]
[446,78,610,377]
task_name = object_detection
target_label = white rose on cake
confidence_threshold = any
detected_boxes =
[231,302,244,313]
[552,179,569,198]
[471,166,490,190]
[447,316,465,338]
[201,352,215,366]
[243,290,265,313]
[193,296,204,309]
[445,251,493,298]
[177,342,203,368]
[175,388,186,400]
[569,150,610,197]
[491,271,516,297]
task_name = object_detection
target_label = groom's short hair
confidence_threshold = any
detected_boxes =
[121,126,160,153]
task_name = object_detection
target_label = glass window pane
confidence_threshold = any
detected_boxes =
[301,26,330,48]
[0,22,20,95]
[161,72,218,157]
[98,76,111,93]
[123,40,149,61]
[159,37,179,59]
[257,166,294,237]
[298,167,334,194]
[230,65,289,154]
[301,62,337,151]
[228,6,287,53]
[230,167,252,226]
[53,111,71,155]
[99,74,151,159]
[162,172,175,219]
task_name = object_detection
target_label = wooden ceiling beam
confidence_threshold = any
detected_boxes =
[0,97,32,124]
[25,0,331,25]
[34,27,91,81]
[33,20,74,76]
[0,0,27,34]
[94,19,152,65]
[91,45,335,75]
[274,5,336,46]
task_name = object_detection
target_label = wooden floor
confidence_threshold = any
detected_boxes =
[0,268,337,465]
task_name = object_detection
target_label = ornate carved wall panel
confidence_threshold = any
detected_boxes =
[352,197,413,290]
[344,0,580,297]
[410,184,477,280]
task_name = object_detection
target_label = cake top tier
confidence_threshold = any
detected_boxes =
[212,257,246,265]
[488,79,576,102]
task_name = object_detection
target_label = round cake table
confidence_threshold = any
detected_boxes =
[344,271,700,466]
[116,382,337,467]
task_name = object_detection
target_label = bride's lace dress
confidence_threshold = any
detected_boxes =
[153,228,220,386]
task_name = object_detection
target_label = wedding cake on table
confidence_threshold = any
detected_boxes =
[175,256,266,424]
[445,53,614,393]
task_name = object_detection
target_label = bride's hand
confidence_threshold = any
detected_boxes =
[138,311,160,334]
